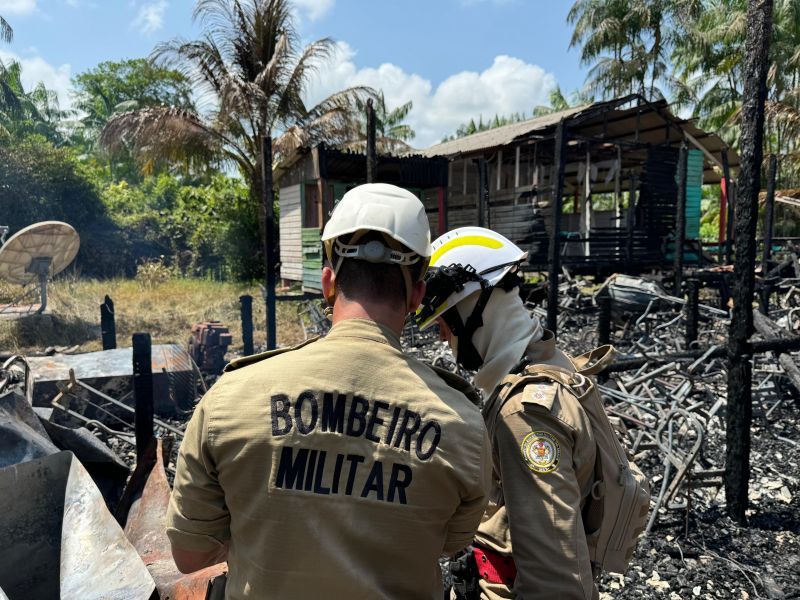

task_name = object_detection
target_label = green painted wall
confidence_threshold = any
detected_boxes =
[301,227,323,291]
[685,149,703,240]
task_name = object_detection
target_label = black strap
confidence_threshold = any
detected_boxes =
[443,281,493,370]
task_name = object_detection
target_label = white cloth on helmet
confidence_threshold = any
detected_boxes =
[454,286,543,395]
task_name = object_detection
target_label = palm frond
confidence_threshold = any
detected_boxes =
[100,106,235,174]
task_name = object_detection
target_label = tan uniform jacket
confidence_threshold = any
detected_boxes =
[167,318,492,600]
[475,331,598,600]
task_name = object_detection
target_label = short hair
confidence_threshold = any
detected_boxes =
[333,232,425,309]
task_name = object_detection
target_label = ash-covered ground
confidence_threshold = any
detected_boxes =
[108,286,799,599]
[395,279,800,600]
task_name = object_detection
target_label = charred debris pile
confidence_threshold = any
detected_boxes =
[1,269,799,599]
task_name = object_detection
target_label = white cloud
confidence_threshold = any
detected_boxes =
[0,49,73,109]
[0,0,37,16]
[305,43,557,148]
[293,0,334,21]
[133,0,167,35]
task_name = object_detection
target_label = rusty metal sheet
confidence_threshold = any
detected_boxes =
[121,439,226,599]
[28,344,196,416]
[0,451,155,599]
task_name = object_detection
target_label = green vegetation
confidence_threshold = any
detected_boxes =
[0,1,409,281]
[568,0,800,186]
[99,0,373,203]
[0,276,306,354]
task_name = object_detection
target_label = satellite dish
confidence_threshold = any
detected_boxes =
[0,221,80,315]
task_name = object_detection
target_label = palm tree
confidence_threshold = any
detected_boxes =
[671,0,747,141]
[340,91,415,154]
[100,0,374,197]
[671,0,800,184]
[532,86,594,116]
[569,0,700,100]
[0,15,17,115]
[0,60,68,143]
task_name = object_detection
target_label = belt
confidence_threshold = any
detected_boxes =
[472,544,517,586]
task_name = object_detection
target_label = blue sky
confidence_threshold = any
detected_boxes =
[0,0,590,147]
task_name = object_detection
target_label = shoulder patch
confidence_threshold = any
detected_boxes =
[223,336,320,372]
[429,365,482,407]
[520,381,557,410]
[521,431,561,474]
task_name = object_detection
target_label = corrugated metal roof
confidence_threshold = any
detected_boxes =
[418,105,589,158]
[418,97,739,179]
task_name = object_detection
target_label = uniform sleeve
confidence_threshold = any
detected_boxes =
[495,403,596,599]
[442,425,492,555]
[166,393,231,552]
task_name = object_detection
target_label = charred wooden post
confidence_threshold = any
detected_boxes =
[437,187,448,235]
[598,295,611,346]
[625,174,637,272]
[761,154,778,272]
[722,149,734,264]
[475,158,490,228]
[759,277,775,314]
[719,163,729,264]
[366,98,377,183]
[100,295,116,351]
[546,122,567,336]
[685,279,700,345]
[476,159,486,227]
[262,136,277,350]
[240,295,254,357]
[132,332,154,463]
[726,0,774,525]
[674,145,688,295]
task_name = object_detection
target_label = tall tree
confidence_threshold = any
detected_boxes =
[73,59,195,141]
[0,60,67,143]
[101,0,373,197]
[569,0,700,100]
[0,15,17,115]
[341,91,416,154]
[672,0,800,184]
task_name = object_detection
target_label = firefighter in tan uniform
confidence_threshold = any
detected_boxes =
[417,227,598,600]
[166,184,492,599]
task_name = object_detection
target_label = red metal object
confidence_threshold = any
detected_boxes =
[120,439,226,599]
[189,321,232,374]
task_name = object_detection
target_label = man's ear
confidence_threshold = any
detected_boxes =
[407,278,426,313]
[321,266,336,305]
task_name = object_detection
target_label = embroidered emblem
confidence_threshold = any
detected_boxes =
[521,431,560,474]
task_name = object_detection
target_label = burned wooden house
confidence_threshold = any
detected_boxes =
[275,144,448,291]
[419,94,740,275]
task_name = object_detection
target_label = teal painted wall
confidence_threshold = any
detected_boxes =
[685,149,703,240]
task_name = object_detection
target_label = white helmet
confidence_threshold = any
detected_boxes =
[416,227,527,331]
[321,183,432,275]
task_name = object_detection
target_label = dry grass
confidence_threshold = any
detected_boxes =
[0,276,307,354]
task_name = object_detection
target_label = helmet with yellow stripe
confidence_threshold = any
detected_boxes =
[416,227,527,369]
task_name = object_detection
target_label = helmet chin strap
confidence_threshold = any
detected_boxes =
[443,282,494,370]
